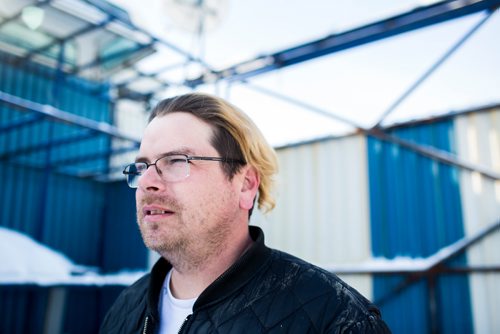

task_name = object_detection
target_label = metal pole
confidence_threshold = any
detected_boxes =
[374,10,495,127]
[43,287,67,334]
[242,82,500,181]
[428,275,439,334]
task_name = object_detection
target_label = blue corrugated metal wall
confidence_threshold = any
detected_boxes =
[368,120,473,333]
[0,51,146,334]
[101,181,146,272]
[0,287,48,333]
[0,51,109,264]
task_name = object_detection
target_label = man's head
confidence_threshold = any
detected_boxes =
[131,93,278,268]
[149,93,278,212]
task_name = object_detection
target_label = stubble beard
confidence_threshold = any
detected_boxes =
[137,195,234,272]
[137,195,185,258]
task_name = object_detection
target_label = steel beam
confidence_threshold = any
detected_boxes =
[366,128,500,181]
[52,145,137,168]
[442,265,500,273]
[0,0,51,29]
[22,20,110,62]
[78,0,215,92]
[0,53,111,101]
[374,9,494,127]
[0,89,140,143]
[0,113,43,133]
[0,130,96,160]
[74,42,155,74]
[327,219,500,275]
[80,0,211,69]
[186,0,500,86]
[243,82,500,181]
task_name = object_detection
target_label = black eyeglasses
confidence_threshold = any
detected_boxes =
[123,154,245,188]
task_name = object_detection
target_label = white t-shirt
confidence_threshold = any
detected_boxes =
[158,270,197,334]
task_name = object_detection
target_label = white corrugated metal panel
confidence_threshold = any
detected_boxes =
[252,134,372,297]
[455,107,500,334]
[110,100,147,179]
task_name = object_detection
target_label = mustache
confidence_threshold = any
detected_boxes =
[138,195,181,209]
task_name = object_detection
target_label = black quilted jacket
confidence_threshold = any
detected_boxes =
[100,226,390,333]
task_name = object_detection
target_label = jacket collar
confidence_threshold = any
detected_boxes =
[147,226,271,315]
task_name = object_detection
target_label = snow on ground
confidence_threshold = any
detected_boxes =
[322,256,432,274]
[2,225,460,285]
[0,227,145,286]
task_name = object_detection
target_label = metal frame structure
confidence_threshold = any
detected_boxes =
[1,2,499,333]
[186,0,500,86]
[0,0,498,246]
[352,220,500,334]
[1,0,499,183]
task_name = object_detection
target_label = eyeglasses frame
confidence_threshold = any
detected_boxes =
[123,153,245,187]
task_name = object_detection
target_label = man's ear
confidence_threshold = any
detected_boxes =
[239,166,260,211]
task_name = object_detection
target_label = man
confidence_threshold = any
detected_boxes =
[100,93,390,333]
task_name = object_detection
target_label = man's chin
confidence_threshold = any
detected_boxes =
[141,232,181,253]
[143,238,170,253]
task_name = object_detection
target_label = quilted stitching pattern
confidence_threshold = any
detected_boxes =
[100,227,390,333]
[185,250,389,333]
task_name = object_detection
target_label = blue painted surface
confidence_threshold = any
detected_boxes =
[101,181,147,272]
[367,120,473,333]
[0,52,145,334]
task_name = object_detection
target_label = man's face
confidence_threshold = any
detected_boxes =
[135,112,241,267]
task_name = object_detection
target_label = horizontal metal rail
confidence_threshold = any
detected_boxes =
[366,128,500,181]
[186,0,500,86]
[243,82,500,181]
[0,89,140,143]
[324,219,500,275]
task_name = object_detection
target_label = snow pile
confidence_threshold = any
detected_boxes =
[356,256,431,271]
[68,271,146,286]
[0,227,145,286]
[322,256,433,274]
[0,226,75,285]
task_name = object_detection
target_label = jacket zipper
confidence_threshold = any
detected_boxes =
[178,314,192,334]
[175,240,258,332]
[143,316,149,334]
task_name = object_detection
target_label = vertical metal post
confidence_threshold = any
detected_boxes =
[428,274,439,334]
[43,287,67,334]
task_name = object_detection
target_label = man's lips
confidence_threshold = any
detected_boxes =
[142,205,174,217]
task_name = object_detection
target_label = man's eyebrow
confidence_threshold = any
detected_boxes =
[167,148,197,156]
[134,156,148,163]
[134,148,197,163]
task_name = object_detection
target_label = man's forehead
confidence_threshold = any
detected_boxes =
[146,112,214,134]
[138,114,216,160]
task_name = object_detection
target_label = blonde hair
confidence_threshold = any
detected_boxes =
[150,93,278,213]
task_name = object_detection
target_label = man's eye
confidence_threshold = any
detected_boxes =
[168,158,186,165]
[130,164,146,174]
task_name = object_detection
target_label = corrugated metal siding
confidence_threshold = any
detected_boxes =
[0,287,48,334]
[253,135,373,298]
[368,119,473,334]
[0,52,145,334]
[455,108,500,334]
[102,181,147,272]
[0,51,109,263]
[110,99,147,180]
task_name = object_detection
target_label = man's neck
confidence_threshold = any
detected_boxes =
[168,231,254,300]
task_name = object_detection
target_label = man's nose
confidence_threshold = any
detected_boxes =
[137,165,164,192]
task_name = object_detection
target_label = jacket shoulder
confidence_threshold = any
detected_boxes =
[99,273,151,334]
[265,250,391,332]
